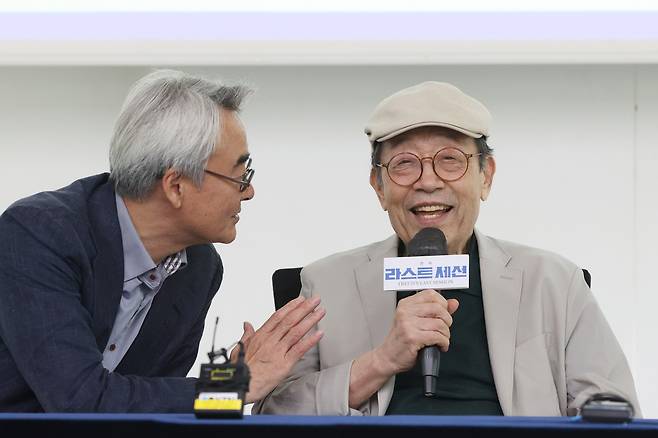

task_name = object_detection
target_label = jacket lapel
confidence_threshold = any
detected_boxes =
[353,231,523,415]
[354,235,397,415]
[87,180,125,351]
[476,230,522,415]
[116,271,192,374]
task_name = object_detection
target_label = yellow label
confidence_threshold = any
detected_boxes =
[210,368,235,381]
[194,399,243,411]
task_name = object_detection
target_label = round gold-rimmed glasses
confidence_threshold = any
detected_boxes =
[375,148,481,186]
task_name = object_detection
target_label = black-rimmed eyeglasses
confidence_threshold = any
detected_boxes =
[204,157,255,192]
[374,148,481,186]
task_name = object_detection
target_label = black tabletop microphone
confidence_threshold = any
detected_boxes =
[405,227,448,397]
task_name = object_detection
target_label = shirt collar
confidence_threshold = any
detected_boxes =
[115,194,157,282]
[396,233,477,257]
[138,250,188,290]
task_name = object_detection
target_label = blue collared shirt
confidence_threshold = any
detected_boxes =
[101,194,187,372]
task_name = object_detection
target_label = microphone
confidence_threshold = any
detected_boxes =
[406,227,448,397]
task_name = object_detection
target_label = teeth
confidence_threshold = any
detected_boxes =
[413,205,449,212]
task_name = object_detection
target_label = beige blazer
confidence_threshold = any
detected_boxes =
[255,230,640,416]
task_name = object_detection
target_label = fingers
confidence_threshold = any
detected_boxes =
[394,291,457,354]
[280,306,326,351]
[399,290,448,311]
[409,289,445,303]
[398,292,456,328]
[399,314,451,350]
[258,295,306,333]
[415,329,450,352]
[447,298,460,314]
[286,329,324,362]
[407,303,454,327]
[415,316,451,339]
[238,297,325,403]
[239,321,256,354]
[269,295,321,343]
[230,321,256,362]
[240,321,256,343]
[244,296,323,359]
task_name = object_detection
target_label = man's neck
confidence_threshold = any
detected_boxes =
[122,195,188,264]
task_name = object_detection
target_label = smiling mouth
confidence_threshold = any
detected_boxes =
[410,204,453,219]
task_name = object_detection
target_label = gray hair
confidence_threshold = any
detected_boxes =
[109,69,252,199]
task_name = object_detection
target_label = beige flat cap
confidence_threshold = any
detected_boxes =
[364,81,492,145]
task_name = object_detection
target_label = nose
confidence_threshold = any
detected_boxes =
[413,158,445,192]
[242,183,255,201]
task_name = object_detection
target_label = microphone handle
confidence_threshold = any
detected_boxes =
[420,345,440,397]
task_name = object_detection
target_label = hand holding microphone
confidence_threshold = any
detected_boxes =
[375,289,458,376]
[376,228,462,396]
[349,228,466,408]
[407,228,454,397]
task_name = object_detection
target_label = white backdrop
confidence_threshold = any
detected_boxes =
[0,65,656,416]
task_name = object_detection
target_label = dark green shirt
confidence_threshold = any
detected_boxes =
[386,234,503,415]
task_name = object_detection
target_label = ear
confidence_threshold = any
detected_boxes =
[479,156,496,202]
[370,168,388,211]
[161,169,185,209]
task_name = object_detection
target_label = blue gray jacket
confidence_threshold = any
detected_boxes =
[0,174,222,412]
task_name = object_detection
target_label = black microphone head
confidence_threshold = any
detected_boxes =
[406,227,448,257]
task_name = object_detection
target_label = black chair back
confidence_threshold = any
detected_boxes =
[582,269,591,288]
[271,267,592,310]
[272,267,302,310]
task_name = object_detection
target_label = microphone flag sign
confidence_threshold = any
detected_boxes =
[383,255,469,291]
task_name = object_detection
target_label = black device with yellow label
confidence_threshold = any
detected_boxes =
[194,318,250,418]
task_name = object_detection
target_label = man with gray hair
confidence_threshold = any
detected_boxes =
[0,70,324,412]
[256,81,639,417]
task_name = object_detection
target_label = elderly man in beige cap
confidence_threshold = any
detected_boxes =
[255,82,639,416]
